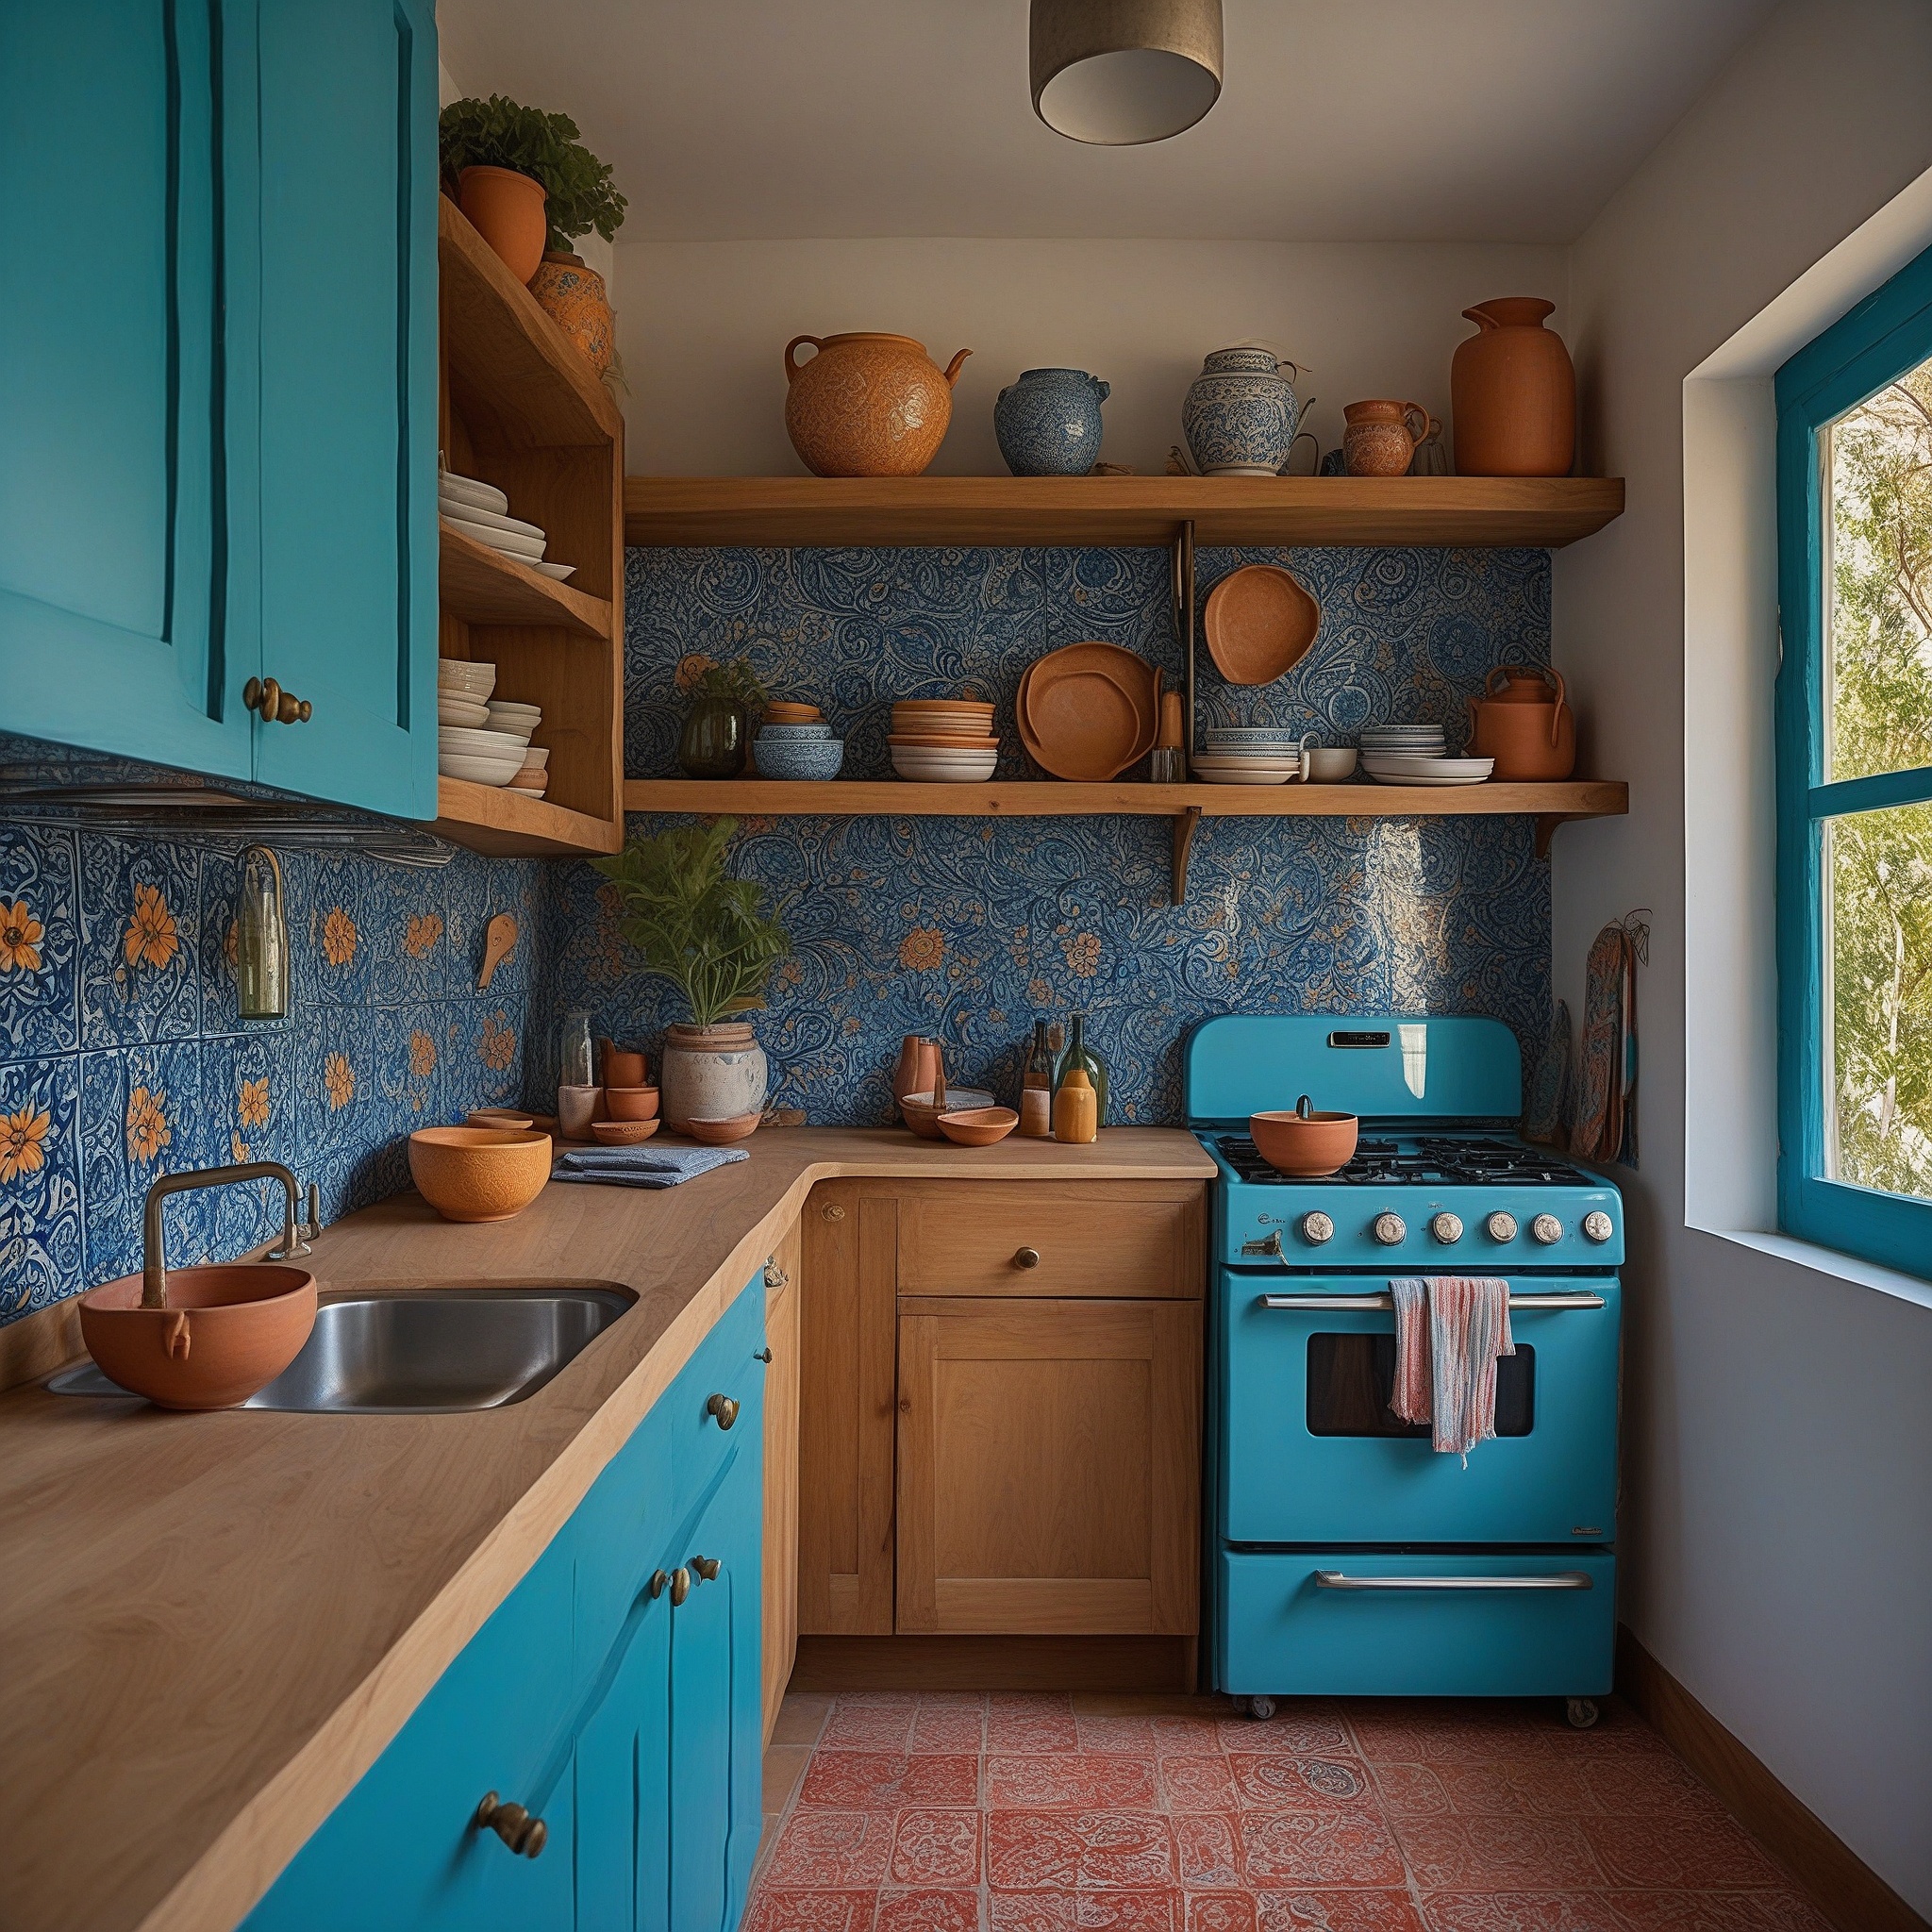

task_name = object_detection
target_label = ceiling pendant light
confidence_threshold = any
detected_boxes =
[1030,0,1223,145]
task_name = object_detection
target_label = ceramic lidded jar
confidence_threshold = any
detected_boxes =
[659,1023,770,1132]
[1450,298,1576,477]
[783,333,972,477]
[1183,347,1302,476]
[1467,664,1576,780]
[993,367,1110,476]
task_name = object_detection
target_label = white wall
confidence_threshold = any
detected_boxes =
[1553,0,1932,1908]
[612,239,1565,477]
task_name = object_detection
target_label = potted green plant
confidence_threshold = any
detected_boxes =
[677,657,768,778]
[593,818,791,1132]
[439,94,627,312]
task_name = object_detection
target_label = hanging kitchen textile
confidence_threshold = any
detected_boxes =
[1572,926,1625,1160]
[1524,999,1571,1147]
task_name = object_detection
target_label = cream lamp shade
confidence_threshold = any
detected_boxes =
[1030,0,1224,144]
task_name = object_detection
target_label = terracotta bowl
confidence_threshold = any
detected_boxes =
[604,1085,661,1122]
[899,1086,998,1140]
[591,1118,661,1145]
[938,1105,1019,1147]
[408,1126,553,1222]
[78,1264,317,1410]
[686,1112,761,1145]
[1249,1108,1359,1177]
[468,1107,535,1130]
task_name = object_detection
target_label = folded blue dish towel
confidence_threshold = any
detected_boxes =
[552,1143,751,1189]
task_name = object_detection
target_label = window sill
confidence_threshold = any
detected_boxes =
[1707,1227,1932,1313]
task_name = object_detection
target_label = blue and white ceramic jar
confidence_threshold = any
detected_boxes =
[993,367,1110,476]
[1183,346,1302,476]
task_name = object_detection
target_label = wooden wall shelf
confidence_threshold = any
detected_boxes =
[439,521,612,637]
[433,777,622,857]
[623,475,1625,551]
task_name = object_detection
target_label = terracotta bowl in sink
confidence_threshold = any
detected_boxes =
[408,1126,553,1223]
[1249,1106,1358,1177]
[78,1264,317,1410]
[938,1105,1018,1147]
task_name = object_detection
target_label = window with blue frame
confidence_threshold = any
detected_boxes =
[1775,242,1932,1278]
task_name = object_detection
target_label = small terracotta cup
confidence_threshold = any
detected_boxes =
[1249,1099,1359,1177]
[78,1264,316,1410]
[938,1106,1019,1147]
[603,1046,648,1087]
[604,1085,661,1122]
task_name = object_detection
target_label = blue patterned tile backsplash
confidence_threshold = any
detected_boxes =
[557,542,1552,1125]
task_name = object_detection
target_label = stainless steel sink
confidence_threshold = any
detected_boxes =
[45,1287,633,1413]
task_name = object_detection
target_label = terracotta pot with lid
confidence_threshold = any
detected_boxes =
[1249,1095,1358,1178]
[1467,664,1575,781]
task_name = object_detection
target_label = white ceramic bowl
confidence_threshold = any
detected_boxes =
[440,724,530,758]
[438,500,543,541]
[438,753,524,786]
[531,559,576,581]
[1362,756,1493,783]
[442,511,546,561]
[437,658,496,697]
[437,696,490,728]
[486,700,542,724]
[518,745,551,770]
[438,470,508,515]
[1305,748,1358,781]
[891,748,998,783]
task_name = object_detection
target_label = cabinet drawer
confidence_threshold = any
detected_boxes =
[1216,1549,1615,1699]
[666,1274,768,1517]
[895,1182,1204,1298]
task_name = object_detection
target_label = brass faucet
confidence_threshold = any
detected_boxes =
[141,1161,318,1309]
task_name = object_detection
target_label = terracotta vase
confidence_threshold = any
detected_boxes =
[892,1035,941,1110]
[660,1022,770,1132]
[1467,664,1576,780]
[457,166,548,285]
[1451,298,1576,477]
[783,333,972,477]
[529,251,615,375]
[1341,399,1430,477]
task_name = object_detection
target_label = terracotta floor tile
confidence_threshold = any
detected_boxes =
[990,1694,1082,1754]
[1256,1894,1431,1931]
[1075,1693,1241,1719]
[1370,1764,1451,1816]
[764,1811,898,1889]
[989,1810,1179,1890]
[888,1807,982,1885]
[823,1703,919,1750]
[1156,1716,1239,1754]
[802,1750,981,1810]
[741,1887,878,1932]
[874,1887,980,1931]
[991,1891,1184,1930]
[1080,1714,1163,1753]
[1161,1754,1241,1813]
[1602,1891,1835,1931]
[1393,1816,1604,1891]
[1581,1814,1787,1890]
[1420,1893,1625,1932]
[1221,1718,1356,1757]
[990,1752,1162,1811]
[1237,1809,1408,1888]
[1349,1709,1570,1767]
[911,1703,989,1753]
[1579,1755,1728,1818]
[1422,1760,1599,1818]
[1173,1812,1242,1887]
[1187,1891,1261,1931]
[1227,1755,1377,1811]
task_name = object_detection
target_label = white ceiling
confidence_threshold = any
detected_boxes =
[438,0,1779,245]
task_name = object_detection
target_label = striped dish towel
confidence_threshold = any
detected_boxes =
[1390,1275,1515,1462]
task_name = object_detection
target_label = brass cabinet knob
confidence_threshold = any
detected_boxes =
[691,1554,721,1582]
[475,1791,546,1858]
[706,1391,740,1430]
[753,1346,774,1363]
[1013,1246,1041,1269]
[242,676,313,724]
[648,1569,671,1600]
[669,1566,691,1607]
[763,1257,790,1289]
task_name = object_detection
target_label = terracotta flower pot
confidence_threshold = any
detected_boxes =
[783,333,972,477]
[457,165,548,285]
[1451,298,1576,477]
[1468,664,1576,780]
[530,251,615,374]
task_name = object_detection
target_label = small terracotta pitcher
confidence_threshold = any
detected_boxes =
[1468,664,1576,780]
[1342,399,1431,476]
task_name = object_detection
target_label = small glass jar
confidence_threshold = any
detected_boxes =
[234,846,290,1020]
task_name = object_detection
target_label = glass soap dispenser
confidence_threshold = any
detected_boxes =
[234,846,290,1021]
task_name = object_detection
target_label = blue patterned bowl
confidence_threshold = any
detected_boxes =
[755,722,834,740]
[1205,727,1308,749]
[994,367,1110,477]
[754,736,844,779]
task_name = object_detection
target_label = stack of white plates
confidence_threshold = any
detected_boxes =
[439,468,577,583]
[437,659,539,786]
[1360,723,1447,757]
[1193,725,1308,786]
[1361,753,1494,787]
[891,743,999,782]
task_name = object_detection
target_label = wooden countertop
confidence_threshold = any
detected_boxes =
[0,1127,1214,1932]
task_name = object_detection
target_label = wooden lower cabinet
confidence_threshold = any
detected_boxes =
[761,1226,803,1740]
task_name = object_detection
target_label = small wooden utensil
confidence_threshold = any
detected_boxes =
[478,912,519,989]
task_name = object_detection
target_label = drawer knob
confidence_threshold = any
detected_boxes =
[706,1391,740,1430]
[475,1791,546,1858]
[691,1554,721,1582]
[1013,1246,1041,1269]
[648,1569,670,1599]
[753,1346,773,1363]
[821,1203,845,1222]
[669,1566,691,1607]
[242,675,313,725]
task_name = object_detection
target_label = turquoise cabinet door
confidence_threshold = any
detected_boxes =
[249,0,439,817]
[0,1,253,776]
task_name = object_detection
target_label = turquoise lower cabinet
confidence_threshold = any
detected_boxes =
[246,1278,767,1932]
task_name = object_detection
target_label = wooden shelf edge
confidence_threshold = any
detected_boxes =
[433,777,621,857]
[439,520,612,637]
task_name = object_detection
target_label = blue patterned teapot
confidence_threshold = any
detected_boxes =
[1183,346,1304,476]
[993,367,1110,476]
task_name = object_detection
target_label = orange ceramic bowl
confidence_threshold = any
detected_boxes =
[468,1107,535,1131]
[937,1105,1019,1147]
[686,1112,761,1145]
[78,1264,316,1410]
[408,1126,553,1222]
[1249,1109,1359,1177]
[604,1085,661,1122]
[899,1086,997,1140]
[591,1118,661,1145]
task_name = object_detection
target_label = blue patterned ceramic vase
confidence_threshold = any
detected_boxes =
[1183,347,1301,476]
[993,367,1110,476]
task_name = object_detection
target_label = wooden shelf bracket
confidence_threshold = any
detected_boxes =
[1172,806,1203,905]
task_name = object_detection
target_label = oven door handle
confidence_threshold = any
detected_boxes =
[1314,1571,1594,1591]
[1256,1291,1607,1311]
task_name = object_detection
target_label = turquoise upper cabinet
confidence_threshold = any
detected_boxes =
[0,0,439,821]
[0,2,252,778]
[250,0,439,819]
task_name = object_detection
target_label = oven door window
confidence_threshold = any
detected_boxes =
[1306,1334,1535,1438]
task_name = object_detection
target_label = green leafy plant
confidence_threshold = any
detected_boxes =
[690,658,769,709]
[439,94,627,252]
[593,818,791,1028]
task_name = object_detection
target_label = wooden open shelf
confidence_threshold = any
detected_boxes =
[432,195,625,860]
[624,475,1625,550]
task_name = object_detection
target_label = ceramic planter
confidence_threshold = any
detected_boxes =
[1451,298,1576,477]
[660,1023,769,1131]
[457,165,548,285]
[994,367,1109,475]
[529,251,615,375]
[1183,346,1301,476]
[783,332,972,476]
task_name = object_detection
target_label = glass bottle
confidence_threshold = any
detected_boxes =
[558,1009,594,1088]
[234,846,290,1021]
[1054,1012,1108,1128]
[1020,1019,1055,1139]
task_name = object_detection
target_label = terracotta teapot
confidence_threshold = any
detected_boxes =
[1468,664,1576,781]
[783,333,972,477]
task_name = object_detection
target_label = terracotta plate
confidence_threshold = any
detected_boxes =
[1203,564,1321,686]
[889,732,1001,748]
[1019,643,1160,780]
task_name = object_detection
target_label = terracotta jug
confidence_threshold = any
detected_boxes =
[1451,298,1575,477]
[1468,664,1576,780]
[783,333,972,477]
[1341,400,1431,477]
[892,1034,941,1110]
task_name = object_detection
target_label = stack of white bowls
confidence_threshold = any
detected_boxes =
[1192,726,1309,786]
[438,658,535,787]
[439,468,576,583]
[1359,722,1492,787]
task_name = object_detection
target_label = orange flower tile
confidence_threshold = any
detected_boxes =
[125,1085,170,1163]
[124,882,178,970]
[321,907,358,967]
[0,1105,50,1183]
[324,1053,355,1110]
[0,899,43,974]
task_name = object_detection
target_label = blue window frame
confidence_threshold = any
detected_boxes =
[1775,242,1932,1278]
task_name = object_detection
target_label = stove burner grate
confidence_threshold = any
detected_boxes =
[1215,1133,1595,1189]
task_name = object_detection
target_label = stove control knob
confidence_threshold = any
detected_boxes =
[1582,1210,1614,1243]
[1373,1211,1407,1246]
[1300,1211,1334,1245]
[1530,1213,1564,1245]
[1486,1211,1518,1241]
[1430,1211,1463,1244]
